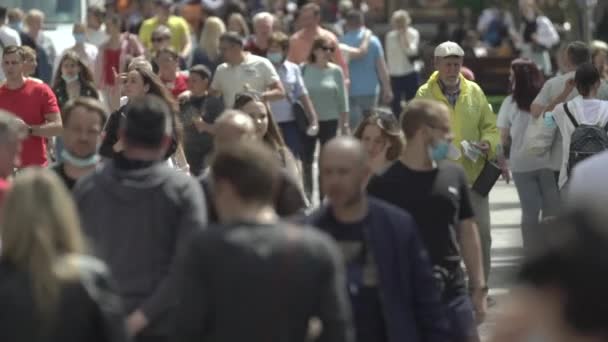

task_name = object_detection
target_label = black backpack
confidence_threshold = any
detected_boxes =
[563,102,608,174]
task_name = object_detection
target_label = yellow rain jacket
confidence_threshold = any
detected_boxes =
[416,71,499,185]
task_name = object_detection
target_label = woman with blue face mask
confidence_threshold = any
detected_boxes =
[51,51,100,162]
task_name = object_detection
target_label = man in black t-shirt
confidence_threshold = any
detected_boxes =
[368,99,486,342]
[51,97,106,190]
[308,137,451,342]
[174,142,354,342]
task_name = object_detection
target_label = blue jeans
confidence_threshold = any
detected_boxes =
[349,95,377,129]
[512,169,561,256]
[278,121,302,160]
[390,72,420,117]
[446,295,479,342]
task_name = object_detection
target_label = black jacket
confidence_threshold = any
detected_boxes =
[0,255,129,342]
[171,222,354,342]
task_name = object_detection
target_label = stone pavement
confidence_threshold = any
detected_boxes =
[479,180,523,341]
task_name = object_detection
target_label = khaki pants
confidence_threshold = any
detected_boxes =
[470,190,492,284]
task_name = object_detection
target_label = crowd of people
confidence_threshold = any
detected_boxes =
[1,0,608,342]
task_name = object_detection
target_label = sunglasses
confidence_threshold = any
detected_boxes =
[152,36,169,43]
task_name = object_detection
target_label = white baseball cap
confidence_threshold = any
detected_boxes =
[434,41,465,58]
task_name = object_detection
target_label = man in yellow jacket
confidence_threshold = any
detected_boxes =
[416,41,499,290]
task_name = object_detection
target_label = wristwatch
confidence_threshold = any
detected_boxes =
[28,126,33,136]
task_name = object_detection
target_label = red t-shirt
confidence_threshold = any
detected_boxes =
[163,73,189,98]
[0,79,60,167]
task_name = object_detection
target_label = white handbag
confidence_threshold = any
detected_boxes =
[525,112,557,156]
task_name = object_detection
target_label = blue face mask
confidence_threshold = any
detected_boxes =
[61,74,79,83]
[9,21,23,31]
[429,140,451,161]
[267,52,284,64]
[60,149,100,168]
[73,33,86,44]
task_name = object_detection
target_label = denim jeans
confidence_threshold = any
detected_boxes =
[390,72,420,117]
[301,119,338,202]
[278,121,302,160]
[446,295,479,342]
[512,169,561,256]
[349,95,377,128]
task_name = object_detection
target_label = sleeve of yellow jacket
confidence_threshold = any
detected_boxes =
[477,92,499,160]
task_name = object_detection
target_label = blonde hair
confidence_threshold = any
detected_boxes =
[199,16,226,61]
[0,168,86,318]
[227,13,250,37]
[391,10,411,28]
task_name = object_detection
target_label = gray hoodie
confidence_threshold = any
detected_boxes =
[74,159,207,336]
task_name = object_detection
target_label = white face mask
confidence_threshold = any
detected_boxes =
[61,149,100,168]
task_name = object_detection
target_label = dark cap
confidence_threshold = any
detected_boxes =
[219,31,244,47]
[122,95,172,148]
[155,0,174,8]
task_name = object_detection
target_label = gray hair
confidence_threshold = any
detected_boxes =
[0,110,26,144]
[252,12,274,26]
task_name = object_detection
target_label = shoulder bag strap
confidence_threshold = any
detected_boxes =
[563,102,579,128]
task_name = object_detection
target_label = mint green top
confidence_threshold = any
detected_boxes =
[301,62,349,122]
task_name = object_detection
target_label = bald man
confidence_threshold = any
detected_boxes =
[306,136,450,342]
[200,110,307,223]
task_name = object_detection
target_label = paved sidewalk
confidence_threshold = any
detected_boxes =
[480,180,523,341]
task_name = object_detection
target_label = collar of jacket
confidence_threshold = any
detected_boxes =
[428,71,471,105]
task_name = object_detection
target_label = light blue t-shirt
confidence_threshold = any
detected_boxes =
[340,28,383,97]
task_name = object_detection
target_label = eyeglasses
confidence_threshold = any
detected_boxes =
[320,46,335,52]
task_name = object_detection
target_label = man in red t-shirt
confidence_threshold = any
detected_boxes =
[0,45,62,167]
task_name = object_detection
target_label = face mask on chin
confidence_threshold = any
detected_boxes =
[61,149,100,168]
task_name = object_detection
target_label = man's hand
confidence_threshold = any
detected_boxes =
[471,287,488,325]
[382,88,394,105]
[126,310,148,337]
[475,140,491,156]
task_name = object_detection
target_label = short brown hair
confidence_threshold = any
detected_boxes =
[2,45,25,61]
[301,3,321,16]
[21,46,36,61]
[210,142,280,204]
[309,36,334,63]
[62,97,108,128]
[353,111,404,161]
[400,99,449,139]
[268,31,289,52]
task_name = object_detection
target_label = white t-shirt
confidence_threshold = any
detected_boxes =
[497,95,553,172]
[552,96,608,188]
[87,26,109,47]
[211,53,280,108]
[0,25,22,82]
[384,27,420,76]
[54,44,99,81]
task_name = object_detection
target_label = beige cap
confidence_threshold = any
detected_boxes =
[434,41,465,58]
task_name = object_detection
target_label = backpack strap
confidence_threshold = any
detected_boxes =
[563,102,579,128]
